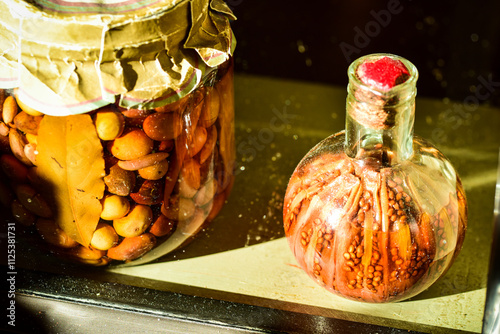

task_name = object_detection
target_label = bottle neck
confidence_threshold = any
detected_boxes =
[344,54,417,167]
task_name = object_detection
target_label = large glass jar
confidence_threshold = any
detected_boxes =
[283,54,467,302]
[0,0,236,266]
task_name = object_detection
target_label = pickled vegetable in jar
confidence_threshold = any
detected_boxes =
[283,54,467,302]
[0,0,236,266]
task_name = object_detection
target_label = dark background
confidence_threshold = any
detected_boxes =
[228,0,500,107]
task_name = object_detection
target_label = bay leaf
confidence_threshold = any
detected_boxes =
[36,114,105,247]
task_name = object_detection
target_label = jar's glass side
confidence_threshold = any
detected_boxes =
[283,129,467,302]
[0,59,235,266]
[124,58,235,266]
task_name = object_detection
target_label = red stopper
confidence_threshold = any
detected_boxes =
[357,56,410,91]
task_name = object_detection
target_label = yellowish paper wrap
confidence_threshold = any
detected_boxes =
[0,0,235,115]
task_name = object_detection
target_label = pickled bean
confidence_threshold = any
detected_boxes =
[0,154,28,183]
[113,204,153,237]
[129,179,164,205]
[149,214,176,237]
[2,95,17,125]
[14,184,52,218]
[143,112,182,141]
[25,133,37,145]
[24,143,37,165]
[0,135,9,153]
[194,178,217,207]
[138,159,169,180]
[9,128,32,166]
[100,194,130,220]
[161,152,182,207]
[158,139,174,152]
[198,86,220,128]
[117,152,169,171]
[187,126,207,158]
[50,246,109,266]
[108,129,154,160]
[13,111,42,135]
[178,174,198,199]
[90,222,119,250]
[154,94,189,113]
[199,149,216,182]
[125,115,148,128]
[73,257,111,266]
[14,91,43,116]
[94,108,125,141]
[107,233,156,261]
[36,218,78,248]
[70,245,106,261]
[26,167,43,189]
[0,90,4,117]
[162,195,196,221]
[11,198,36,226]
[199,125,217,164]
[119,107,151,118]
[181,158,201,190]
[184,89,204,134]
[0,121,9,136]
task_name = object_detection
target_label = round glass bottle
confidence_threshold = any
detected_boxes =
[283,54,467,302]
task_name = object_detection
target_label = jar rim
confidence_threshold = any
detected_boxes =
[347,53,419,99]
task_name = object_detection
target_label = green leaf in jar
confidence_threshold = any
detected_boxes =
[36,114,105,247]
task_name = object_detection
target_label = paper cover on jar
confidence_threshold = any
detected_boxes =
[0,0,236,116]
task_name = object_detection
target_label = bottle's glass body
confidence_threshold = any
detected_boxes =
[283,54,467,302]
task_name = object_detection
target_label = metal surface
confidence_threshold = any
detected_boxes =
[5,269,427,334]
[11,294,260,334]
